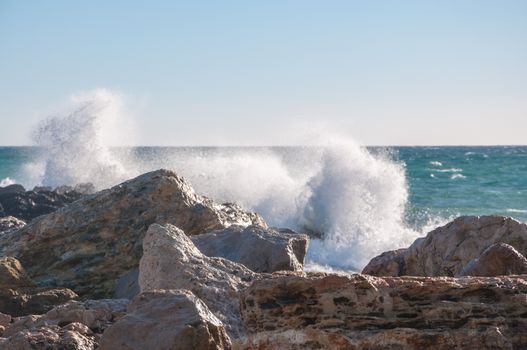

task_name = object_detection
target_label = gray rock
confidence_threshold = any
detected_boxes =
[461,242,527,276]
[192,225,308,273]
[99,290,231,350]
[0,184,26,195]
[139,223,257,338]
[114,269,139,300]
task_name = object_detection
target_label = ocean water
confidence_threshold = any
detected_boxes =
[1,91,525,271]
[1,145,526,271]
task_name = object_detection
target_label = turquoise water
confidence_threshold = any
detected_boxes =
[1,146,526,225]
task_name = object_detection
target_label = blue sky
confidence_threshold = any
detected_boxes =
[1,0,526,145]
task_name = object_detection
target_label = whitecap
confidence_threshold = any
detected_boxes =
[0,177,16,187]
[429,161,442,167]
[451,174,466,180]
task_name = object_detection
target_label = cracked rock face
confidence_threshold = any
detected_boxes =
[99,290,231,350]
[0,170,265,298]
[139,223,257,338]
[192,225,309,273]
[239,273,527,350]
[363,216,527,277]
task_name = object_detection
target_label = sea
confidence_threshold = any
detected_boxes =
[1,145,526,272]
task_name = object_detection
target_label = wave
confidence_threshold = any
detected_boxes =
[427,168,463,173]
[0,177,16,187]
[506,209,527,213]
[429,161,442,166]
[20,89,430,271]
[27,89,136,189]
[451,174,466,180]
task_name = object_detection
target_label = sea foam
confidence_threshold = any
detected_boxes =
[22,90,425,270]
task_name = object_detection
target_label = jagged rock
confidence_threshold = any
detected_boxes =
[0,257,33,288]
[192,225,308,273]
[0,170,265,298]
[0,188,82,221]
[363,216,527,277]
[0,184,26,195]
[239,273,527,349]
[461,243,527,276]
[2,299,127,338]
[99,290,231,350]
[0,216,26,233]
[0,326,97,350]
[139,223,257,338]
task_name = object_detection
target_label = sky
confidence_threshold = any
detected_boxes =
[1,0,526,146]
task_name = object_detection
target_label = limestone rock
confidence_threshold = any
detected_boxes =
[0,169,265,298]
[0,216,26,233]
[0,256,77,316]
[461,242,527,276]
[0,257,33,288]
[99,290,231,350]
[239,273,527,349]
[139,223,257,337]
[192,225,308,273]
[0,326,97,350]
[363,216,527,277]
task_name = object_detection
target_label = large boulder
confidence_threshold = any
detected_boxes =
[239,273,527,349]
[0,170,265,298]
[0,217,26,234]
[363,216,527,277]
[461,243,527,276]
[99,290,231,350]
[192,225,309,273]
[139,223,257,338]
[0,257,77,317]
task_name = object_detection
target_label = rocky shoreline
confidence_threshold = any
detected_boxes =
[0,170,526,349]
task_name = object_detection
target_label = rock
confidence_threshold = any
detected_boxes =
[113,268,140,300]
[139,223,256,337]
[361,248,407,276]
[0,188,82,221]
[363,216,527,277]
[0,326,97,350]
[0,257,33,288]
[0,184,26,195]
[0,216,26,233]
[461,243,527,276]
[192,225,309,273]
[0,257,77,316]
[99,290,231,350]
[0,170,265,298]
[3,299,127,338]
[239,273,527,349]
[0,312,11,327]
